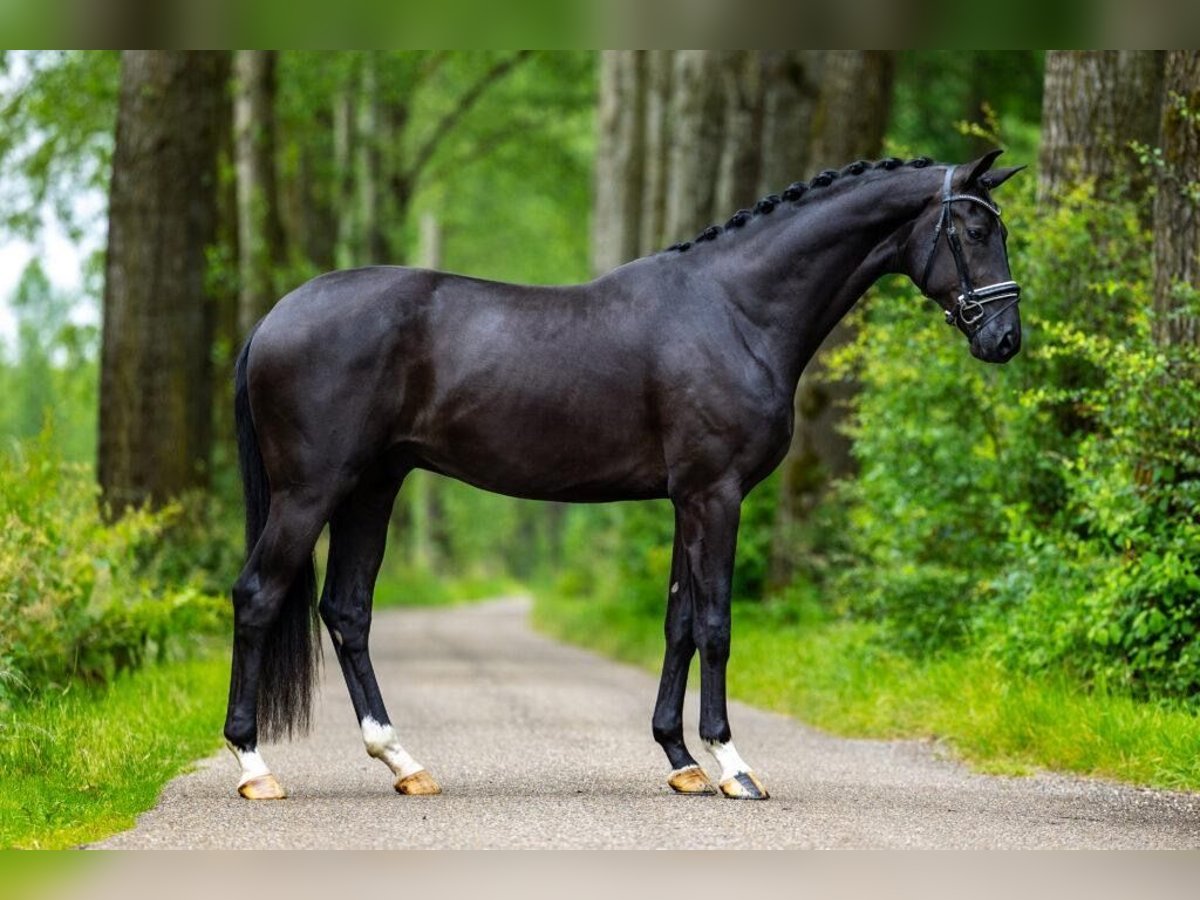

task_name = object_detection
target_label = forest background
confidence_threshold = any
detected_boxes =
[1,51,1199,847]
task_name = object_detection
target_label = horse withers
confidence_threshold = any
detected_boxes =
[224,151,1024,801]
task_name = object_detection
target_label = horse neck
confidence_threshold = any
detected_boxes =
[711,168,935,388]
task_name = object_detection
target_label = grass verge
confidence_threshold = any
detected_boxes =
[373,561,520,608]
[0,650,228,849]
[532,590,1200,791]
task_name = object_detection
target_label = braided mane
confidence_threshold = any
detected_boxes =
[663,156,936,254]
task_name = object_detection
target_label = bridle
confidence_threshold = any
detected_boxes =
[919,165,1021,333]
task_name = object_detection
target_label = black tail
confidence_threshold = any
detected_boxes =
[234,329,319,742]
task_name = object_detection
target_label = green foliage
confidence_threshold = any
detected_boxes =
[553,500,673,616]
[551,481,779,620]
[0,259,98,461]
[0,433,229,704]
[993,321,1200,698]
[272,51,595,283]
[829,173,1200,702]
[409,51,596,284]
[890,51,1043,165]
[0,51,118,240]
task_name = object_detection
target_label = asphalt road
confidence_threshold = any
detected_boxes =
[98,598,1200,849]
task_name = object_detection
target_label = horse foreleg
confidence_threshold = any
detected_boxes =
[319,474,441,796]
[653,517,715,795]
[677,486,768,800]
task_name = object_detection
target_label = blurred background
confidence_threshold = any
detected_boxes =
[2,51,1199,848]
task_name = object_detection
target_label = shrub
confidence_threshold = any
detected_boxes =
[0,431,229,704]
[833,176,1200,701]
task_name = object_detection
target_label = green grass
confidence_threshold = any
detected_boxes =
[533,590,1200,791]
[0,650,229,849]
[373,562,520,608]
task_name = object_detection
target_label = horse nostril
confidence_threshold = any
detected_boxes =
[997,329,1019,358]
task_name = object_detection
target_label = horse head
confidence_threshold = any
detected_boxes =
[906,149,1026,364]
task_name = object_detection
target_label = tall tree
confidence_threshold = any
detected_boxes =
[333,74,358,267]
[806,52,895,170]
[233,50,286,338]
[1153,51,1200,347]
[274,54,340,277]
[592,51,646,275]
[1038,51,1164,204]
[98,50,229,511]
[639,50,673,255]
[758,51,823,193]
[383,51,533,264]
[356,54,388,264]
[771,51,895,585]
[715,50,764,215]
[664,50,726,241]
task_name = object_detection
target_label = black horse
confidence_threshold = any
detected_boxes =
[224,150,1024,801]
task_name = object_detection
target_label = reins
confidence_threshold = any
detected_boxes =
[919,165,1021,333]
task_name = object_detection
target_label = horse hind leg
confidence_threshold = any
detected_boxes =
[225,490,329,800]
[319,471,441,796]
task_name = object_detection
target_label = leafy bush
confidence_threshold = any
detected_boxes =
[994,320,1200,697]
[833,176,1200,701]
[0,431,229,704]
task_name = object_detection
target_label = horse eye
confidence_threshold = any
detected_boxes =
[967,227,985,241]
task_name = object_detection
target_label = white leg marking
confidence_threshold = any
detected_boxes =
[228,743,272,788]
[361,717,424,779]
[704,739,751,782]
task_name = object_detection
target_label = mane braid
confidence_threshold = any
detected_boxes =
[663,154,942,254]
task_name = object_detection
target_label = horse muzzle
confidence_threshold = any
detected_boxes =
[967,296,1021,364]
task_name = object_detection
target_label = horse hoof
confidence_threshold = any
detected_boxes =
[238,774,287,800]
[668,765,717,795]
[395,769,442,796]
[719,771,769,800]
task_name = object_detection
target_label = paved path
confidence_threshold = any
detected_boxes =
[99,599,1200,849]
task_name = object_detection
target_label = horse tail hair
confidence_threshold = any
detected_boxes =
[234,325,320,742]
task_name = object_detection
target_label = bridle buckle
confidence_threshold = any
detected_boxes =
[955,295,988,326]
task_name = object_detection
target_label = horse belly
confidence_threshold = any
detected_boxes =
[414,391,667,503]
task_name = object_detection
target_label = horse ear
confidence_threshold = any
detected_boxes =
[979,165,1026,191]
[962,148,1005,187]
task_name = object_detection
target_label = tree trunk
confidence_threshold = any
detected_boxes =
[234,50,286,338]
[758,51,823,193]
[771,51,895,586]
[1153,51,1200,347]
[278,94,338,276]
[333,84,357,267]
[639,50,673,255]
[664,50,726,242]
[1038,51,1165,204]
[211,61,240,483]
[715,51,764,216]
[99,51,228,512]
[807,51,895,170]
[357,54,388,264]
[592,51,646,275]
